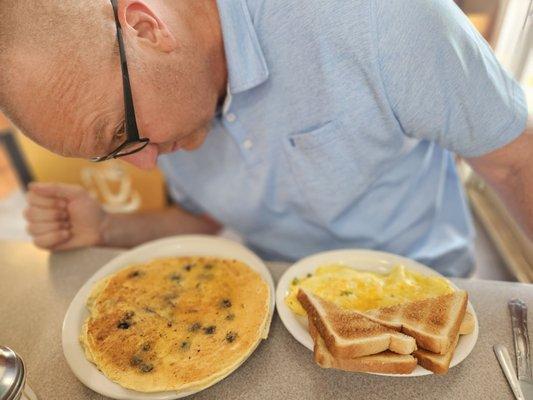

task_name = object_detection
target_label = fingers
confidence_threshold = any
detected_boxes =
[26,191,67,209]
[25,182,93,251]
[24,207,68,223]
[26,221,71,236]
[28,182,85,201]
[32,230,72,250]
[25,210,72,250]
[24,182,84,250]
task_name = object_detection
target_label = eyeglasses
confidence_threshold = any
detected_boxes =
[92,0,150,162]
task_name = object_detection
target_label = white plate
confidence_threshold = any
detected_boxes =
[62,235,276,399]
[276,249,479,377]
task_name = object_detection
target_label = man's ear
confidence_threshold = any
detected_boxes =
[119,1,177,52]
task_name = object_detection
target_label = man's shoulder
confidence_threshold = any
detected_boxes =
[248,0,375,48]
[372,0,467,35]
[247,0,459,47]
[249,0,371,28]
[248,0,452,23]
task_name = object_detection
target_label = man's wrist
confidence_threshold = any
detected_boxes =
[97,211,113,247]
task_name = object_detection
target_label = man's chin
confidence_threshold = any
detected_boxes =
[181,140,204,151]
[179,129,209,151]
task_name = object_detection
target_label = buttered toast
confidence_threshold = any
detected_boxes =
[363,291,468,354]
[414,311,474,374]
[309,319,417,374]
[297,289,417,359]
[299,289,473,375]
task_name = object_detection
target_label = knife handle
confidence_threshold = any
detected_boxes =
[509,299,532,381]
[494,344,526,400]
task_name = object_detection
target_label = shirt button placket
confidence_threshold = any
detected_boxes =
[222,111,258,165]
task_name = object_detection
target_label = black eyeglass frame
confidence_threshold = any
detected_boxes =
[92,0,150,162]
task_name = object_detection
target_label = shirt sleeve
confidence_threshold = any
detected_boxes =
[372,0,528,157]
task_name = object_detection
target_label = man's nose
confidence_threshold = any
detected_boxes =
[120,144,159,170]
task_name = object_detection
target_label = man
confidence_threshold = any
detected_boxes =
[0,0,531,277]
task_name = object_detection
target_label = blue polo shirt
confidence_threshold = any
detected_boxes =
[158,0,528,277]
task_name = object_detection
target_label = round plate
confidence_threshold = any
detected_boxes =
[62,235,276,399]
[276,249,478,377]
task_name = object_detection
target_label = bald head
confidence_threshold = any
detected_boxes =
[0,1,116,147]
[0,1,109,54]
[0,0,227,169]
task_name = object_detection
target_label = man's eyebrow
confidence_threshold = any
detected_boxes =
[86,112,125,156]
[92,116,108,149]
[88,114,117,156]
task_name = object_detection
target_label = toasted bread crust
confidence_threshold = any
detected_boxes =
[297,289,416,358]
[309,320,417,375]
[414,334,460,374]
[364,291,468,354]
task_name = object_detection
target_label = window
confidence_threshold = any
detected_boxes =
[494,0,532,111]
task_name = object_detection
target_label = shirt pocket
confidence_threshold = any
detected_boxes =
[283,120,374,225]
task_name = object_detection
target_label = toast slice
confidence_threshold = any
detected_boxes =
[459,311,474,335]
[309,319,418,374]
[414,334,460,374]
[363,291,468,354]
[297,289,417,358]
[416,311,473,374]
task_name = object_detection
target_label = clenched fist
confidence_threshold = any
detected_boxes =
[24,182,108,250]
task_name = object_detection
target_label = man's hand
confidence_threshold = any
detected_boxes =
[466,123,533,239]
[24,182,107,250]
[24,182,222,251]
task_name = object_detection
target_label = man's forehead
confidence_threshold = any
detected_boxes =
[12,62,122,158]
[0,0,120,152]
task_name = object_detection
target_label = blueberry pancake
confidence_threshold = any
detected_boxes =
[80,256,270,393]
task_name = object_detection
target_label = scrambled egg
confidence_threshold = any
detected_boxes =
[285,264,453,316]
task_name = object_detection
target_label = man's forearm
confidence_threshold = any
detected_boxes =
[491,120,533,239]
[467,119,533,239]
[489,162,533,239]
[99,205,222,248]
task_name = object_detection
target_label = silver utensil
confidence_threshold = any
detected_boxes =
[509,299,533,399]
[0,346,25,400]
[494,344,526,400]
[0,346,37,400]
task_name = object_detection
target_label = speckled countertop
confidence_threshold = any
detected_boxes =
[0,241,531,400]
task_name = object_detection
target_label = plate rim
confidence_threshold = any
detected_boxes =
[62,235,276,399]
[275,248,479,377]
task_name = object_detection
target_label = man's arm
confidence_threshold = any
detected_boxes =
[465,119,533,239]
[24,182,221,250]
[100,206,221,248]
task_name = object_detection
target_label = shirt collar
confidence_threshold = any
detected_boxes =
[216,0,269,95]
